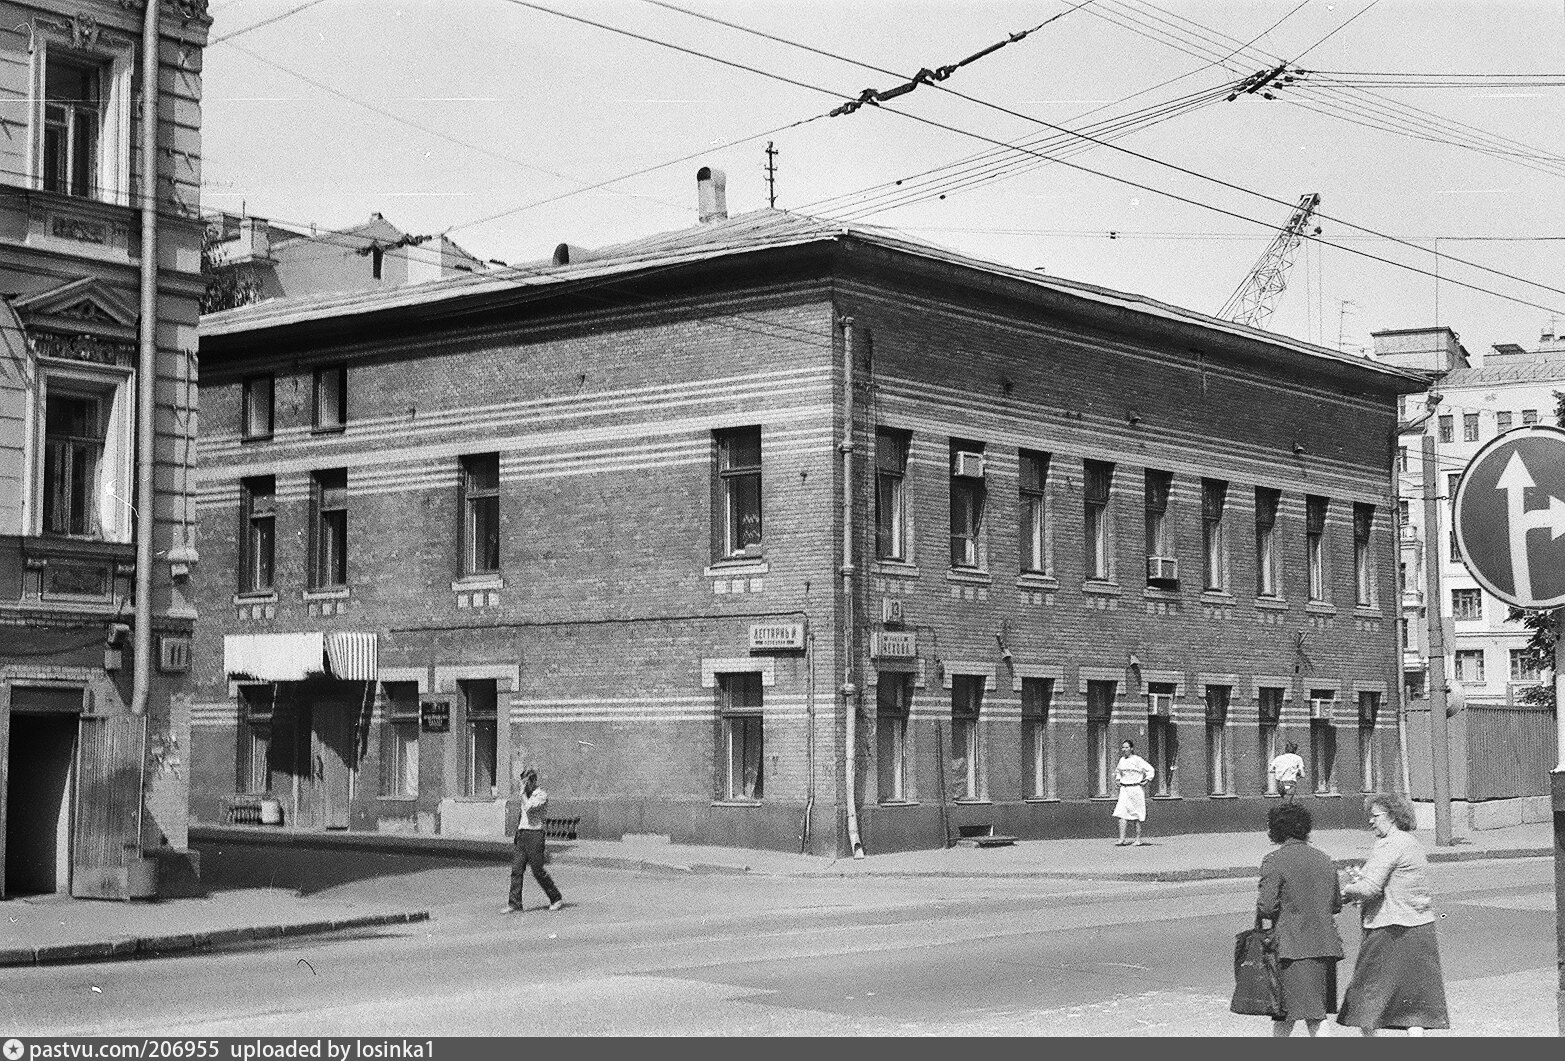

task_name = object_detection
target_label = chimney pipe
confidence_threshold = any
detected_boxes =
[697,166,727,223]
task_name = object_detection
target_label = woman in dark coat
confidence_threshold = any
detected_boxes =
[1257,802,1344,1037]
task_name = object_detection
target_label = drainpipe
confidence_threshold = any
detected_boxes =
[839,316,864,858]
[130,0,160,716]
[1394,392,1442,798]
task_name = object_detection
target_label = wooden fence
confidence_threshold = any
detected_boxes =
[1404,701,1557,801]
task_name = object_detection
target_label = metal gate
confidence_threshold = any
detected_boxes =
[70,714,145,900]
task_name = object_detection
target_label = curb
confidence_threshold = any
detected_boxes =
[1,910,431,968]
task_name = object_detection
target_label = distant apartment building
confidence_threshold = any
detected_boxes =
[0,0,210,899]
[187,172,1424,856]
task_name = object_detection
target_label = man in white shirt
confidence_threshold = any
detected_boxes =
[1269,740,1306,801]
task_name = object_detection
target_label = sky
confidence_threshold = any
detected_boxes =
[200,0,1565,360]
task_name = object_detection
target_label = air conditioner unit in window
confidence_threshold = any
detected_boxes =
[1309,697,1335,720]
[952,451,985,478]
[1146,556,1179,581]
[1147,692,1174,717]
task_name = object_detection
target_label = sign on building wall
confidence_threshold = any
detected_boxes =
[749,622,805,651]
[419,697,451,733]
[870,632,918,658]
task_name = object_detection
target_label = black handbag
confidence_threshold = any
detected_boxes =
[1230,914,1284,1017]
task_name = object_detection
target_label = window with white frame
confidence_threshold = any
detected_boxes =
[1510,648,1544,681]
[25,356,133,543]
[875,429,910,561]
[1306,495,1329,602]
[1357,692,1379,792]
[42,390,106,536]
[1454,649,1485,683]
[1019,449,1050,575]
[461,454,500,575]
[310,469,348,588]
[1087,679,1115,797]
[1255,487,1280,597]
[30,37,132,205]
[1144,470,1174,584]
[1084,460,1114,581]
[1353,503,1375,607]
[461,679,498,798]
[240,476,275,594]
[876,673,911,803]
[1310,716,1337,795]
[1451,588,1481,621]
[1022,676,1054,799]
[313,365,347,431]
[1147,682,1178,797]
[242,375,274,440]
[949,439,986,569]
[380,682,419,799]
[1205,685,1232,795]
[1462,413,1479,442]
[1258,687,1283,794]
[719,671,763,801]
[715,427,762,558]
[236,684,276,795]
[1202,478,1228,592]
[1437,414,1453,443]
[949,675,984,800]
[1397,446,1408,472]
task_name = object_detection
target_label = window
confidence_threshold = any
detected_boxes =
[42,391,105,536]
[1451,588,1482,621]
[720,672,763,801]
[1144,469,1173,565]
[949,440,986,568]
[1510,649,1543,681]
[949,675,985,801]
[371,246,385,280]
[1019,449,1050,574]
[242,375,274,440]
[1084,460,1114,581]
[461,454,501,575]
[1202,478,1228,592]
[1087,680,1115,797]
[1436,415,1453,443]
[1523,408,1539,426]
[1398,499,1409,526]
[1022,677,1054,799]
[1358,692,1379,792]
[1147,683,1178,797]
[1205,685,1231,795]
[1258,688,1283,794]
[240,476,276,593]
[380,682,419,798]
[42,55,102,198]
[1255,487,1280,597]
[236,684,276,795]
[1462,413,1479,442]
[715,427,762,558]
[461,680,498,797]
[1309,713,1337,795]
[1306,495,1328,602]
[313,365,346,431]
[1353,503,1375,607]
[1497,411,1513,433]
[1397,446,1408,473]
[877,673,912,803]
[1454,649,1485,683]
[875,429,910,561]
[310,469,348,588]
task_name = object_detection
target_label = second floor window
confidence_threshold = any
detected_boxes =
[949,440,986,568]
[1144,470,1174,579]
[311,469,348,588]
[42,392,105,537]
[1306,495,1328,601]
[1523,408,1540,426]
[716,427,762,558]
[1510,648,1543,681]
[1451,587,1482,621]
[1353,503,1375,607]
[1497,411,1513,432]
[313,365,347,431]
[1255,487,1280,596]
[43,56,102,199]
[1454,648,1485,683]
[1019,449,1049,574]
[1084,459,1114,580]
[1462,413,1479,442]
[875,429,910,561]
[1437,415,1453,443]
[461,454,500,575]
[1202,478,1228,592]
[240,476,276,593]
[243,375,274,440]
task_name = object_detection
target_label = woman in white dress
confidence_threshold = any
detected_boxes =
[1112,739,1156,845]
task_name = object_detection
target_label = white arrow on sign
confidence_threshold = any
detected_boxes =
[1496,450,1565,602]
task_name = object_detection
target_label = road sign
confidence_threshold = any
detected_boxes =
[1452,424,1565,609]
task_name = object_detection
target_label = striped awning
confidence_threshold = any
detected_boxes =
[224,631,378,682]
[324,631,378,681]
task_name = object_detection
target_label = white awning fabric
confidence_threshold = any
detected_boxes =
[223,631,379,682]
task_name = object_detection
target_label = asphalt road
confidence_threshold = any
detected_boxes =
[4,858,1555,1037]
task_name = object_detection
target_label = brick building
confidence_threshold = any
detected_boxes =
[189,173,1425,855]
[0,0,210,898]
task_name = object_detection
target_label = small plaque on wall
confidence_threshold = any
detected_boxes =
[419,697,451,733]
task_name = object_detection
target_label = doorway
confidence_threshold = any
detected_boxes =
[4,713,77,896]
[290,695,356,830]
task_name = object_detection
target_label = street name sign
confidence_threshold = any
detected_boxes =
[1452,424,1565,609]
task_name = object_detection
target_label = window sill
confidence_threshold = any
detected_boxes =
[1200,591,1236,604]
[1150,795,1183,801]
[1082,581,1123,597]
[1143,585,1182,600]
[1022,797,1061,804]
[945,568,992,586]
[1207,793,1240,800]
[311,424,347,436]
[1312,791,1342,798]
[453,795,501,803]
[302,587,350,600]
[877,800,921,808]
[1017,573,1058,590]
[704,558,769,577]
[240,434,274,444]
[951,798,992,806]
[1305,602,1338,616]
[233,591,279,605]
[376,795,418,803]
[873,560,921,578]
[711,799,763,808]
[1354,606,1382,618]
[452,575,505,591]
[1255,596,1289,611]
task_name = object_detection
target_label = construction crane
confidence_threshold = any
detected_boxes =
[1216,192,1322,330]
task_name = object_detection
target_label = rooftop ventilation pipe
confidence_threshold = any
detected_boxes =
[697,166,727,223]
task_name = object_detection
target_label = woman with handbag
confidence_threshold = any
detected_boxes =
[1256,802,1344,1036]
[1337,793,1449,1036]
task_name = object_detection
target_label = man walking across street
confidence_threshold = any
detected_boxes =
[504,767,565,913]
[1270,740,1306,801]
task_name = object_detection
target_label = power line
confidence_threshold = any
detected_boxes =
[208,0,335,45]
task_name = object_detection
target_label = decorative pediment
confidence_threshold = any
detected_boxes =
[12,278,139,341]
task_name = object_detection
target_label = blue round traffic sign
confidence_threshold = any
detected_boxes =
[1452,424,1565,609]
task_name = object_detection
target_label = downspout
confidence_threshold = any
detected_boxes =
[801,630,814,854]
[839,316,864,858]
[1394,392,1442,797]
[130,0,160,716]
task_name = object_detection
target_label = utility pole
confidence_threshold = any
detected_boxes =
[1553,607,1565,1034]
[764,142,778,209]
[1421,433,1455,846]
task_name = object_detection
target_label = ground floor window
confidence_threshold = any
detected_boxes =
[237,684,276,794]
[877,673,912,803]
[380,681,420,798]
[1358,691,1380,792]
[1148,716,1178,797]
[1258,687,1283,794]
[1205,685,1231,795]
[720,671,764,801]
[462,679,498,797]
[1087,680,1115,797]
[1022,676,1054,799]
[949,675,984,801]
[1310,719,1337,794]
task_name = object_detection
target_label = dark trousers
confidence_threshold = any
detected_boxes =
[509,828,563,908]
[1278,780,1298,802]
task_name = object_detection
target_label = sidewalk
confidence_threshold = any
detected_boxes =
[2,820,1551,968]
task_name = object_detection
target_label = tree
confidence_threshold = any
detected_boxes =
[199,220,260,314]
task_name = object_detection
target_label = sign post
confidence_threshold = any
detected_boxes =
[1449,424,1565,1037]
